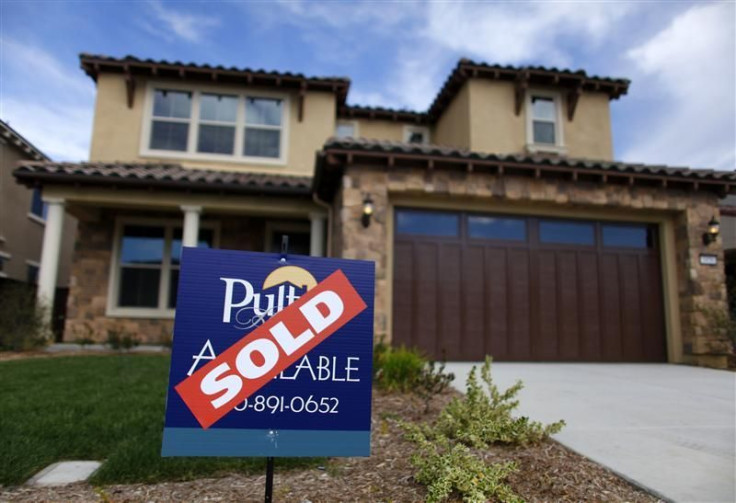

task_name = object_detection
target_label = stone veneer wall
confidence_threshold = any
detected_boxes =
[334,165,733,368]
[64,212,267,343]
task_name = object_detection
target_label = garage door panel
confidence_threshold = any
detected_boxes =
[509,250,531,360]
[578,252,602,360]
[462,246,486,360]
[558,251,581,360]
[414,242,440,356]
[536,251,558,360]
[600,254,623,361]
[393,209,666,362]
[439,244,462,360]
[485,248,509,359]
[620,254,644,360]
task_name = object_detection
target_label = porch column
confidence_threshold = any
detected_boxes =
[181,205,202,247]
[36,198,65,320]
[309,213,326,257]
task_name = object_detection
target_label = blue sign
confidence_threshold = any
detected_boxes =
[162,248,375,457]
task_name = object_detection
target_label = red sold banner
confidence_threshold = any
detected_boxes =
[175,269,367,429]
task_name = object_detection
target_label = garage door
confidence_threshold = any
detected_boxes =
[392,208,667,362]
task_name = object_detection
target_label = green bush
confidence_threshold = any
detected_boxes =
[0,282,48,351]
[434,356,564,447]
[107,326,139,351]
[413,360,455,414]
[404,424,520,503]
[374,344,426,392]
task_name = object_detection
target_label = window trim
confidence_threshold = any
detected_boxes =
[525,89,565,154]
[403,125,430,145]
[335,120,359,138]
[106,217,220,319]
[140,81,290,166]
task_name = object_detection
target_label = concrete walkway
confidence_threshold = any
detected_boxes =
[444,363,735,503]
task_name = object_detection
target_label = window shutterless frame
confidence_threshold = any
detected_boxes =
[139,81,290,166]
[403,125,431,144]
[525,89,565,154]
[106,217,220,319]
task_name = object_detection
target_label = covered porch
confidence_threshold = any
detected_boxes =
[14,163,328,342]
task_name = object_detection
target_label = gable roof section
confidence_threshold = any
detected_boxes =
[14,161,312,197]
[79,54,352,104]
[0,119,49,161]
[428,59,630,121]
[314,137,735,200]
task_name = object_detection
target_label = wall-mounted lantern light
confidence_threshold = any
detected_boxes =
[702,216,720,245]
[361,196,374,228]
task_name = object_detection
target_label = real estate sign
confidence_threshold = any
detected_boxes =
[162,248,375,457]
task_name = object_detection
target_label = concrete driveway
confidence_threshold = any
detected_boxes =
[444,363,735,503]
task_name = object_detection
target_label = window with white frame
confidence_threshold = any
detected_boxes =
[112,222,214,313]
[404,125,430,145]
[335,121,356,138]
[146,87,286,161]
[529,94,560,146]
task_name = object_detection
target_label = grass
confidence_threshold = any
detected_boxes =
[0,354,321,487]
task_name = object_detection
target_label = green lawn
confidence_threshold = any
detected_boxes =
[0,354,320,487]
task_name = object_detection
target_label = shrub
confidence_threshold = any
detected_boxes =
[374,345,426,392]
[72,322,96,346]
[0,282,49,351]
[404,424,520,503]
[107,326,139,351]
[413,360,455,414]
[434,356,564,447]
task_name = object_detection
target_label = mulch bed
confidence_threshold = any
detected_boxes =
[1,388,659,502]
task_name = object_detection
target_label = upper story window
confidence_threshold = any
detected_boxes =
[404,125,430,145]
[143,86,288,164]
[29,188,48,222]
[526,91,564,153]
[335,121,357,138]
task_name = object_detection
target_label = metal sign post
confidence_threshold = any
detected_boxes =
[264,456,274,503]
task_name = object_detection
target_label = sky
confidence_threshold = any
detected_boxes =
[0,0,734,170]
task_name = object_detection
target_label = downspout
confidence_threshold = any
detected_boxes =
[312,192,333,258]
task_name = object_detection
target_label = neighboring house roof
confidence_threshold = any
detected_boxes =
[0,119,50,161]
[314,137,736,200]
[13,162,312,196]
[79,54,352,105]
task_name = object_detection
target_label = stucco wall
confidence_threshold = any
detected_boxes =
[89,74,337,177]
[334,165,732,368]
[433,83,471,149]
[468,79,525,155]
[0,141,76,286]
[352,119,409,142]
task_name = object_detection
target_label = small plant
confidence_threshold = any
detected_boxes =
[413,361,455,414]
[72,322,96,347]
[0,282,49,351]
[404,424,520,503]
[107,325,139,351]
[434,356,564,447]
[374,345,426,392]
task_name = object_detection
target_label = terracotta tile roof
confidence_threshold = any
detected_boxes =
[428,59,630,121]
[338,105,429,124]
[79,54,351,104]
[13,161,312,196]
[314,137,736,200]
[0,119,50,161]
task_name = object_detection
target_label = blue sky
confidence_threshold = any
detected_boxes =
[1,1,734,170]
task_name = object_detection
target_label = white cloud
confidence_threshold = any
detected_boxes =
[423,2,633,67]
[2,100,91,161]
[146,1,220,43]
[0,39,94,161]
[622,2,735,170]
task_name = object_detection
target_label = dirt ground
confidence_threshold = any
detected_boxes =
[1,388,659,503]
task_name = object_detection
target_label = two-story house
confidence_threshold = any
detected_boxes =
[14,54,734,367]
[1,119,76,337]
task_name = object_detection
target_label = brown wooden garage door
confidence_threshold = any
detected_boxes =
[392,208,667,362]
